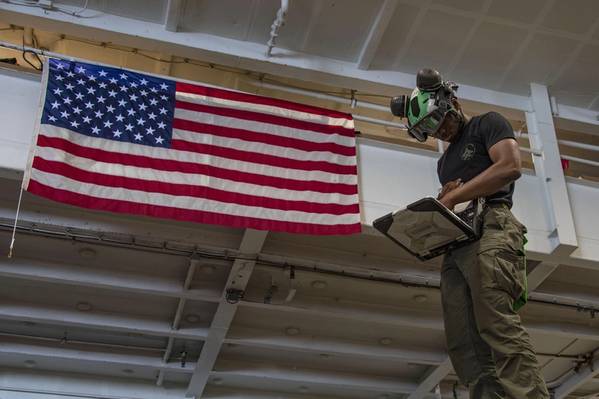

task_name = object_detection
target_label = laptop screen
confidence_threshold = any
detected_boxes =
[386,207,470,256]
[373,197,479,260]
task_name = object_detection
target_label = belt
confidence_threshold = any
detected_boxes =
[485,202,509,210]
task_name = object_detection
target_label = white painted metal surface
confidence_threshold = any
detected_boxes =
[527,83,578,255]
[1,2,599,397]
[187,229,268,397]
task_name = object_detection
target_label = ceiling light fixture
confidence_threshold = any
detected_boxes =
[184,314,201,323]
[412,294,428,303]
[285,326,300,336]
[212,377,223,385]
[311,280,327,289]
[79,247,96,259]
[78,247,96,259]
[200,265,216,275]
[76,302,93,311]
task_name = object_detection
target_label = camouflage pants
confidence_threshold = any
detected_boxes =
[441,205,549,398]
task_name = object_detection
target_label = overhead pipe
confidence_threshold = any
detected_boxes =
[266,0,289,57]
[2,218,598,316]
[253,80,599,166]
[251,80,390,112]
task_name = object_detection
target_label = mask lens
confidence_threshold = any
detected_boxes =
[409,109,446,141]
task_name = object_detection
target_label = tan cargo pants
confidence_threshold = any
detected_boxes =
[441,205,549,398]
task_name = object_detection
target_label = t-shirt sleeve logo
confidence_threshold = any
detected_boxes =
[461,143,476,161]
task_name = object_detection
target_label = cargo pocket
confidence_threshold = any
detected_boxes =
[479,248,527,311]
[478,208,526,255]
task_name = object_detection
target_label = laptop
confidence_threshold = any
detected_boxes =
[373,197,484,261]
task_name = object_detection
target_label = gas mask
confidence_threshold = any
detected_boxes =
[390,68,459,142]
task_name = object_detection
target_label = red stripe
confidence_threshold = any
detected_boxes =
[32,157,359,215]
[26,179,362,235]
[173,117,356,157]
[170,139,357,176]
[175,82,353,122]
[37,134,358,194]
[175,99,355,138]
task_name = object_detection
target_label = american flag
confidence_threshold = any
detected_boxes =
[23,58,361,235]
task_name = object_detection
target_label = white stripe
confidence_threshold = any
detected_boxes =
[34,146,359,205]
[29,169,361,225]
[39,125,358,185]
[172,129,357,167]
[174,107,356,148]
[175,91,354,129]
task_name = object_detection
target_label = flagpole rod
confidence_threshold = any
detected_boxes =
[7,185,24,258]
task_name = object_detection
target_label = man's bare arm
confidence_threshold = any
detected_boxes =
[438,138,521,209]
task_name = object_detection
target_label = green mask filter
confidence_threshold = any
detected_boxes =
[407,88,437,127]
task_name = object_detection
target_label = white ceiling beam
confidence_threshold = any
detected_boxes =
[527,262,560,291]
[205,386,346,399]
[241,298,444,331]
[531,291,599,314]
[356,0,399,70]
[240,300,599,342]
[0,199,243,259]
[0,337,195,374]
[0,301,208,341]
[527,84,579,255]
[0,3,533,114]
[556,104,599,132]
[157,257,198,386]
[164,0,184,32]
[553,356,599,399]
[0,368,189,399]
[528,321,599,342]
[186,229,268,397]
[588,95,599,111]
[406,357,453,399]
[212,359,418,394]
[0,256,222,303]
[226,326,445,365]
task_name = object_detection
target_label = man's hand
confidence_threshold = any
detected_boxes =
[438,179,463,210]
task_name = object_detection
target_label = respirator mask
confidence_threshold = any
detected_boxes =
[390,68,459,142]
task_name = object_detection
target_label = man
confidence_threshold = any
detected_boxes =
[392,69,549,398]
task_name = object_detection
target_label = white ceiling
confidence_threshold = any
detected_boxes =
[51,0,599,110]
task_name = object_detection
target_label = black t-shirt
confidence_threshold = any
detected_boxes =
[437,111,516,208]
